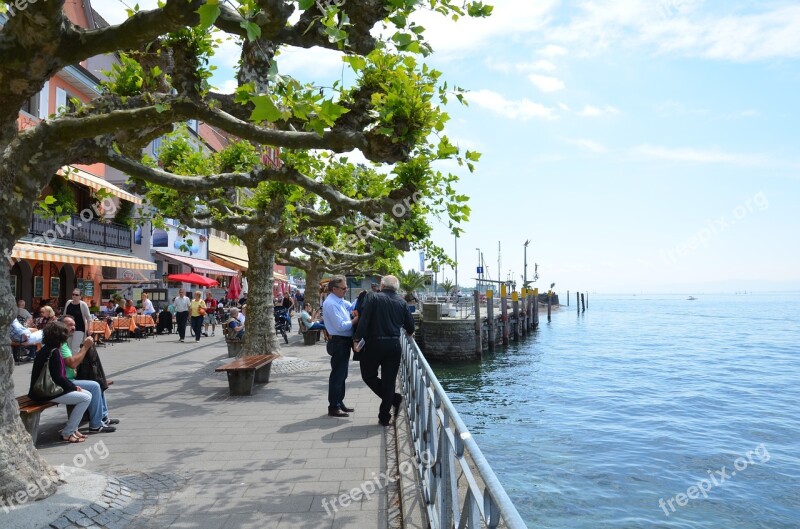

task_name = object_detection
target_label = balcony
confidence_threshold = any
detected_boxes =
[29,212,132,251]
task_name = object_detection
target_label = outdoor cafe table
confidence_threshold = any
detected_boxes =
[134,315,156,336]
[90,320,112,343]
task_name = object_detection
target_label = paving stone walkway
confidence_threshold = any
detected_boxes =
[10,330,394,529]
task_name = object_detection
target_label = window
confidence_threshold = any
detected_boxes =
[152,136,163,156]
[187,119,199,133]
[55,87,80,114]
[20,94,39,116]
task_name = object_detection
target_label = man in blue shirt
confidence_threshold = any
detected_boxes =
[322,275,359,417]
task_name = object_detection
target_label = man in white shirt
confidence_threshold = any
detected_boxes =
[322,275,359,418]
[172,289,191,342]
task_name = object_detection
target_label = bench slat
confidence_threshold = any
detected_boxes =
[215,354,279,372]
[16,395,58,414]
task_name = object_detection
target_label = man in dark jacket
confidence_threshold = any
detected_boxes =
[353,275,415,426]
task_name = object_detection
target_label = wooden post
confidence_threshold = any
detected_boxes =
[547,292,552,322]
[519,288,527,337]
[567,290,569,306]
[501,283,509,346]
[473,290,482,359]
[533,288,539,328]
[511,291,519,341]
[580,293,585,313]
[528,292,533,331]
[586,292,589,309]
[577,291,580,312]
[486,289,495,352]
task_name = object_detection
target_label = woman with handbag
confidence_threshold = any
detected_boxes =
[28,321,92,443]
[189,291,207,343]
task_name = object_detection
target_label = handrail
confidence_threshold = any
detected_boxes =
[399,333,528,529]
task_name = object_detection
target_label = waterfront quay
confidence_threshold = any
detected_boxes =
[8,332,412,529]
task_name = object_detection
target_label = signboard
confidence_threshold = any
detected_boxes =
[83,280,94,297]
[49,276,60,298]
[477,266,484,274]
[34,276,43,297]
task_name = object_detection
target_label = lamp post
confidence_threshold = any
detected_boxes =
[454,231,458,293]
[523,239,530,289]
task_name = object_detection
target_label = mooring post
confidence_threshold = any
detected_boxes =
[567,290,570,306]
[547,291,552,322]
[533,288,539,328]
[486,289,495,352]
[501,283,509,346]
[474,290,482,359]
[511,291,520,341]
[519,288,527,337]
[586,292,589,309]
[577,291,580,312]
[581,293,585,313]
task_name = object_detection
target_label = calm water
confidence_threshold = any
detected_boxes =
[432,293,800,529]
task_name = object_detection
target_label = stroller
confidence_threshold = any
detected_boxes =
[274,306,290,344]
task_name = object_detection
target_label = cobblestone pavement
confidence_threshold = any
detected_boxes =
[11,331,392,528]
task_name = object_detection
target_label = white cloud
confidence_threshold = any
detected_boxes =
[466,89,557,120]
[411,0,560,57]
[563,137,607,153]
[578,104,619,117]
[634,144,768,165]
[538,44,568,57]
[533,60,558,72]
[528,74,565,93]
[558,102,571,112]
[485,58,558,74]
[543,1,800,62]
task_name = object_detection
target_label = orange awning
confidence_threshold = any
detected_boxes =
[12,242,156,270]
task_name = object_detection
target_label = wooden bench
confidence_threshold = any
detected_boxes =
[298,318,322,345]
[215,354,279,396]
[16,396,58,446]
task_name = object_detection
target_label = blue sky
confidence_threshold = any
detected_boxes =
[93,0,800,293]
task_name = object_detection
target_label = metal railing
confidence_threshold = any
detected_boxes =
[29,212,131,250]
[400,333,527,529]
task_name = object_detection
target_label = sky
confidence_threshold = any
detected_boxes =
[92,0,800,294]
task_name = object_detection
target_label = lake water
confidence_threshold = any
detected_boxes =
[431,293,800,529]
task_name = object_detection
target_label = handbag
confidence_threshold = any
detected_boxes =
[199,308,207,317]
[30,348,64,400]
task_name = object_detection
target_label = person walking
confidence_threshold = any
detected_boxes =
[353,275,414,426]
[322,275,359,418]
[190,291,207,343]
[63,288,91,355]
[173,289,191,342]
[203,291,218,337]
[28,321,92,443]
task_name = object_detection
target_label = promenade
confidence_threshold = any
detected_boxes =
[8,329,397,529]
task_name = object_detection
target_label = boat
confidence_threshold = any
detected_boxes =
[687,296,697,300]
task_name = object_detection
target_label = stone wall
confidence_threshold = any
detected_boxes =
[417,313,536,362]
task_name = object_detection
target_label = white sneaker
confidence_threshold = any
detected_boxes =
[211,331,215,336]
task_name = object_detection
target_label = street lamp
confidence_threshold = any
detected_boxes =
[454,231,458,293]
[523,239,530,289]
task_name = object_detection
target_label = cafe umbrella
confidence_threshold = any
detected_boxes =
[166,273,218,288]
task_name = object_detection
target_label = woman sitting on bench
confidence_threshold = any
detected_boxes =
[226,307,245,339]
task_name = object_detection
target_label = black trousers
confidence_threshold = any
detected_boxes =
[359,338,401,423]
[175,311,189,340]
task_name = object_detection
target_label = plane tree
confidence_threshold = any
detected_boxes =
[0,0,487,505]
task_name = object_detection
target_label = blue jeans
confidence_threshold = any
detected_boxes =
[73,379,107,428]
[308,322,325,330]
[327,336,351,409]
[52,390,91,436]
[191,315,204,341]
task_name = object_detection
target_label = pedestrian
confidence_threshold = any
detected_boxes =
[190,291,207,342]
[353,275,414,426]
[203,291,218,337]
[63,288,91,355]
[173,288,191,342]
[322,275,359,418]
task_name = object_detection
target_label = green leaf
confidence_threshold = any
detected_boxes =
[240,20,262,41]
[197,1,221,31]
[250,95,282,123]
[342,55,367,72]
[298,0,314,9]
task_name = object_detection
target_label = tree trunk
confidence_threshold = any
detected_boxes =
[305,261,322,308]
[0,244,61,506]
[241,239,278,356]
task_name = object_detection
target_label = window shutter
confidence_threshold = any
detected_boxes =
[38,81,50,119]
[55,87,67,113]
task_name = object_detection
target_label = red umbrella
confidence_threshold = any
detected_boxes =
[167,273,218,287]
[226,275,242,300]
